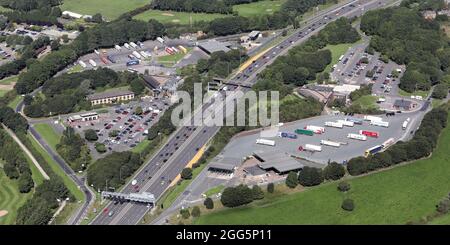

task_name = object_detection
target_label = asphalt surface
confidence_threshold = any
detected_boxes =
[91,0,398,225]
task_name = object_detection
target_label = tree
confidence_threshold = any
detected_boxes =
[267,183,274,193]
[204,197,214,209]
[191,206,201,217]
[180,208,190,219]
[252,185,264,200]
[95,143,107,153]
[346,156,368,176]
[221,185,255,207]
[432,83,448,99]
[61,34,69,43]
[91,13,103,23]
[109,130,119,138]
[135,106,143,115]
[323,162,345,180]
[337,181,350,192]
[50,39,60,51]
[341,198,354,211]
[130,78,145,95]
[285,171,298,188]
[18,172,34,193]
[23,94,33,105]
[181,168,193,180]
[437,198,450,214]
[84,129,98,141]
[298,167,324,187]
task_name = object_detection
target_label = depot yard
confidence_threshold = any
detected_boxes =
[61,0,149,21]
[68,97,170,157]
[195,111,450,225]
[218,113,415,166]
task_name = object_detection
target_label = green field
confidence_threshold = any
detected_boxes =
[0,76,17,85]
[134,10,227,24]
[352,95,379,110]
[233,0,285,17]
[323,42,356,73]
[0,171,31,225]
[195,110,450,224]
[61,0,149,21]
[34,123,61,150]
[398,89,430,99]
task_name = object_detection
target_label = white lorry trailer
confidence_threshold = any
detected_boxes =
[78,60,87,68]
[347,133,367,141]
[370,120,389,128]
[304,144,322,152]
[337,119,354,127]
[324,121,344,128]
[256,139,276,146]
[364,115,383,122]
[88,59,97,67]
[320,140,341,147]
[305,125,325,133]
[132,51,142,59]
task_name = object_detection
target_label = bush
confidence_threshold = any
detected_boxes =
[323,162,345,180]
[191,206,201,217]
[181,168,193,180]
[18,172,34,193]
[84,129,98,141]
[298,167,324,187]
[180,208,190,219]
[341,198,354,211]
[204,197,214,209]
[221,184,255,208]
[337,181,350,192]
[267,183,275,193]
[95,143,107,153]
[432,84,448,99]
[436,199,450,214]
[252,185,264,200]
[285,171,298,188]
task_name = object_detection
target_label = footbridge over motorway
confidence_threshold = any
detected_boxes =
[101,191,155,205]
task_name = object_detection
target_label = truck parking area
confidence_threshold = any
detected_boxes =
[216,112,416,168]
[67,97,170,156]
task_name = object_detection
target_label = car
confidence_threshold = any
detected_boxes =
[108,211,114,217]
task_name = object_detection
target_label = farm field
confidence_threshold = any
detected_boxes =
[0,170,31,225]
[195,110,450,225]
[61,0,149,21]
[134,10,227,24]
[233,0,285,17]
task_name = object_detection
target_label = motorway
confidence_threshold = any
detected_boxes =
[91,0,397,225]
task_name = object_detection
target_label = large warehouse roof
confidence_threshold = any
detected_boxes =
[254,151,304,173]
[198,40,231,54]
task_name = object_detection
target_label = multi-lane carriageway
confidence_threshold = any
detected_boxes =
[91,0,398,225]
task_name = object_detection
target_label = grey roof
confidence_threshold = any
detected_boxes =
[254,151,304,173]
[208,162,236,171]
[198,40,231,54]
[394,99,412,108]
[248,31,260,38]
[87,90,134,101]
[143,75,161,89]
[208,157,242,171]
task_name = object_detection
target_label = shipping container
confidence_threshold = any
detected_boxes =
[130,42,138,49]
[337,119,354,127]
[88,59,97,67]
[324,121,344,128]
[126,60,139,66]
[347,133,367,141]
[256,139,275,146]
[365,145,383,157]
[370,120,389,127]
[157,37,165,44]
[345,117,363,125]
[364,115,383,122]
[304,144,322,152]
[279,132,298,139]
[78,60,87,68]
[295,129,314,136]
[305,125,325,134]
[382,138,395,148]
[359,130,379,138]
[320,140,340,147]
[132,51,142,59]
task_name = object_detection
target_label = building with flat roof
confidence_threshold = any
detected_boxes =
[87,90,134,106]
[207,157,242,174]
[253,151,304,174]
[198,40,231,54]
[68,112,99,122]
[394,99,413,111]
[248,31,260,40]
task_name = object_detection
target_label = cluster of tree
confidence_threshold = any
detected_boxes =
[220,184,264,207]
[24,68,145,117]
[360,6,447,92]
[16,177,70,225]
[400,0,446,11]
[436,193,450,215]
[56,127,91,171]
[0,129,34,193]
[279,97,323,122]
[347,107,448,176]
[0,35,50,80]
[3,6,62,26]
[0,0,61,11]
[151,0,233,14]
[196,49,247,78]
[4,34,33,47]
[286,162,345,188]
[0,106,28,133]
[259,17,358,88]
[432,83,449,99]
[87,151,142,190]
[15,18,165,94]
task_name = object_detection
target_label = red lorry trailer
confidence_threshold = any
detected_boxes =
[359,130,379,138]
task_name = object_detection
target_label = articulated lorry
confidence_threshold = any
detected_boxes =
[279,132,297,139]
[295,129,314,136]
[359,130,379,138]
[320,140,340,147]
[347,133,367,141]
[303,144,322,152]
[370,120,389,128]
[305,125,325,134]
[256,139,276,146]
[324,121,344,128]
